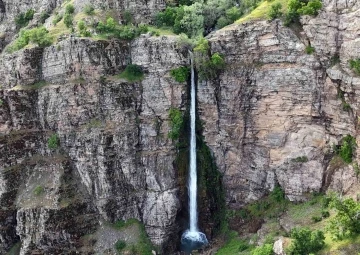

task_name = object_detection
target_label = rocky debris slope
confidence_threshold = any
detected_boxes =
[0,35,187,254]
[198,1,360,207]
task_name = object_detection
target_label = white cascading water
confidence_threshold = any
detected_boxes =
[181,52,208,253]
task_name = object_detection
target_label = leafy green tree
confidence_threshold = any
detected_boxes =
[268,3,283,20]
[216,16,230,29]
[202,0,235,30]
[328,195,360,239]
[78,20,91,37]
[9,26,53,52]
[63,13,73,28]
[288,227,325,255]
[251,244,273,255]
[84,5,95,15]
[155,7,177,27]
[226,6,242,22]
[65,4,75,14]
[284,0,302,25]
[180,2,204,38]
[15,9,35,28]
[40,11,50,24]
[298,0,322,15]
[170,66,190,82]
[338,135,356,163]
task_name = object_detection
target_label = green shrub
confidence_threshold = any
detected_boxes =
[84,5,95,15]
[305,46,315,54]
[138,24,149,34]
[298,0,322,16]
[342,102,351,111]
[116,25,139,40]
[97,17,116,33]
[291,156,308,162]
[78,20,91,37]
[48,133,59,149]
[311,215,322,223]
[270,185,285,202]
[114,240,126,251]
[52,14,63,25]
[338,135,356,163]
[170,66,190,83]
[9,27,53,52]
[0,99,3,106]
[197,52,226,80]
[118,64,144,82]
[328,195,360,239]
[154,6,177,27]
[251,244,273,255]
[168,108,183,140]
[33,185,44,195]
[123,10,133,24]
[268,3,283,20]
[321,210,330,218]
[226,6,242,22]
[216,16,231,29]
[288,227,325,255]
[65,4,75,14]
[64,13,73,28]
[349,59,360,75]
[40,11,50,24]
[15,9,35,28]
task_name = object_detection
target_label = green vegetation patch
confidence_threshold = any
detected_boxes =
[194,38,226,80]
[15,9,35,28]
[8,27,53,52]
[114,240,126,251]
[332,135,357,163]
[168,108,183,140]
[287,227,325,255]
[117,64,144,82]
[96,17,148,41]
[48,133,59,149]
[33,185,44,196]
[328,195,360,240]
[350,59,360,75]
[170,66,190,83]
[111,219,154,255]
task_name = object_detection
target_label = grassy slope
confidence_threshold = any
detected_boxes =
[216,194,360,255]
[236,0,289,24]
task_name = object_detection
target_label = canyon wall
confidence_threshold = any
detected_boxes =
[0,0,360,254]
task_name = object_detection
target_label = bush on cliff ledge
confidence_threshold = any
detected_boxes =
[15,9,35,28]
[8,27,53,52]
[170,66,190,83]
[118,64,144,82]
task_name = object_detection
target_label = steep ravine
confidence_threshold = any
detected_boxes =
[0,0,360,254]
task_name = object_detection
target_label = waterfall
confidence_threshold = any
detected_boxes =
[189,50,198,232]
[181,52,208,253]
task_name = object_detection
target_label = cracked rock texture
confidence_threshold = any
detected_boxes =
[199,1,360,207]
[0,35,187,254]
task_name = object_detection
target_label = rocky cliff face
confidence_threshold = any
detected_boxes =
[0,35,187,254]
[198,0,359,207]
[1,0,360,254]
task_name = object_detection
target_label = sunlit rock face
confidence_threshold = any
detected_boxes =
[198,3,359,207]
